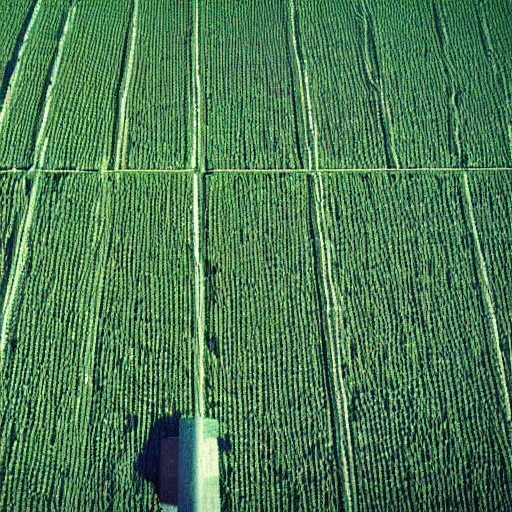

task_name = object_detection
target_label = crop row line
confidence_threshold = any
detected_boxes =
[192,0,206,422]
[288,0,356,509]
[114,0,139,171]
[33,6,75,169]
[462,172,512,438]
[0,0,42,134]
[0,175,40,368]
[1,167,511,175]
[0,5,76,369]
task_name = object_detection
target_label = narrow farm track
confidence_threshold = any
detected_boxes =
[0,0,42,134]
[190,0,201,170]
[76,178,112,465]
[288,0,312,171]
[477,2,512,162]
[0,4,76,371]
[192,0,206,418]
[0,6,77,344]
[312,173,356,512]
[193,172,205,418]
[0,175,40,368]
[432,1,465,165]
[357,1,400,169]
[115,0,139,171]
[1,168,512,175]
[289,1,355,509]
[463,172,512,434]
[304,60,319,170]
[33,5,75,168]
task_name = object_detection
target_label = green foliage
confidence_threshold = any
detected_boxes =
[0,174,29,304]
[324,172,512,509]
[0,1,68,169]
[295,0,512,169]
[205,174,340,510]
[0,173,194,510]
[125,0,192,170]
[468,170,512,419]
[203,0,305,170]
[41,3,131,170]
[0,1,34,99]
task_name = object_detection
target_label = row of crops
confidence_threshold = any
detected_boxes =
[1,0,511,170]
[1,171,511,509]
[201,0,305,170]
[321,172,512,509]
[204,175,339,509]
[204,172,512,510]
[467,171,512,425]
[0,0,70,169]
[0,0,192,170]
[294,0,512,169]
[0,173,194,510]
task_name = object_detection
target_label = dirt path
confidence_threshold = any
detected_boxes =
[115,0,139,170]
[193,172,205,418]
[34,6,76,169]
[0,175,40,366]
[463,172,512,429]
[0,5,76,368]
[0,0,42,133]
[74,177,112,461]
[190,0,201,170]
[288,0,355,509]
[288,0,312,171]
[313,173,355,512]
[303,60,318,170]
[191,0,206,419]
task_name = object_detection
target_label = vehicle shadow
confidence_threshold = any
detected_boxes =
[135,413,232,510]
[134,414,180,505]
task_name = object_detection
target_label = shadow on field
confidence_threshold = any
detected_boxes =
[134,414,180,505]
[135,414,233,510]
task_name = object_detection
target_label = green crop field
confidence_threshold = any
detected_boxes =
[0,174,194,510]
[0,0,511,510]
[205,175,339,510]
[322,172,512,509]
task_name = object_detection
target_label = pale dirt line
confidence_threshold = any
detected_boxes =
[206,167,512,173]
[193,172,205,418]
[358,3,399,169]
[115,0,139,170]
[0,3,74,367]
[0,169,194,174]
[295,2,355,507]
[38,137,49,170]
[435,2,464,166]
[478,3,512,162]
[192,0,205,419]
[380,82,400,169]
[0,176,40,365]
[195,0,201,169]
[450,89,463,164]
[509,125,512,161]
[84,184,110,388]
[34,6,76,168]
[105,169,192,173]
[190,0,200,170]
[303,61,318,170]
[1,168,511,175]
[288,0,312,171]
[74,180,111,427]
[0,0,42,133]
[463,172,512,429]
[313,174,355,512]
